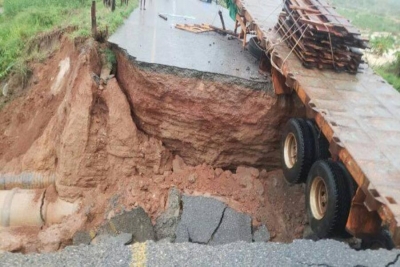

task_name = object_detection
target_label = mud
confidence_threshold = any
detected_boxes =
[0,37,306,253]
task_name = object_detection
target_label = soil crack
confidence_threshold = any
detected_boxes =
[113,74,146,134]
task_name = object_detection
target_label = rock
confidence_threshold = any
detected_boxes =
[188,173,197,183]
[172,156,186,173]
[90,234,112,245]
[253,179,264,196]
[250,168,260,178]
[73,231,93,246]
[259,169,267,179]
[174,223,190,243]
[153,175,165,183]
[214,168,223,177]
[175,196,226,244]
[155,188,182,241]
[2,83,9,96]
[209,208,252,245]
[113,233,133,245]
[91,233,132,245]
[253,225,270,242]
[99,207,155,242]
[165,187,181,217]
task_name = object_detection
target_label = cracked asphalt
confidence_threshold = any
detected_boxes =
[1,239,400,267]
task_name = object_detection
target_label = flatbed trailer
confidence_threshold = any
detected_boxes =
[234,0,400,246]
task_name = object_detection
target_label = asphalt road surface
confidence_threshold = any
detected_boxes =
[1,239,400,267]
[109,0,267,81]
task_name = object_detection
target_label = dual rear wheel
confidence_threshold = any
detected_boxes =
[281,118,355,238]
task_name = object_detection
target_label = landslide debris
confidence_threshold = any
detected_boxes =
[0,37,306,253]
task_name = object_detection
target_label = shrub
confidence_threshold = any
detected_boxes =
[370,36,396,56]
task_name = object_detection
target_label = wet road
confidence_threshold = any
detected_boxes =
[1,240,400,267]
[108,0,266,81]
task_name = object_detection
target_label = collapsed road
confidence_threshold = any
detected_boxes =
[0,0,399,265]
[0,0,304,254]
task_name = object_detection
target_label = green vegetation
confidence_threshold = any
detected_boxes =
[370,36,396,56]
[331,0,400,91]
[375,53,400,90]
[331,0,400,33]
[0,0,137,81]
[334,8,400,34]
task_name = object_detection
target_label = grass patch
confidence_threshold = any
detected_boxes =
[335,7,400,34]
[375,53,400,91]
[331,0,400,91]
[0,0,138,81]
[376,68,400,91]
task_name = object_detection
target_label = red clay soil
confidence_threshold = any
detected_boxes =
[115,50,305,170]
[0,38,306,253]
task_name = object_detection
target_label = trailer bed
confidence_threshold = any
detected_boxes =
[237,0,400,243]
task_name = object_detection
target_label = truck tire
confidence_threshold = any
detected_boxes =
[248,37,265,60]
[305,119,330,161]
[281,118,315,184]
[337,161,358,237]
[306,160,352,238]
[337,162,358,200]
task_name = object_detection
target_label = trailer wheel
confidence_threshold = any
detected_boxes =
[305,119,330,161]
[281,118,314,184]
[248,37,265,60]
[334,161,357,237]
[306,160,352,238]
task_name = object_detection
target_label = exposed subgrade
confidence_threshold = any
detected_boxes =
[111,44,306,170]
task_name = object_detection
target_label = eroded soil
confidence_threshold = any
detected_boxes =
[0,37,306,253]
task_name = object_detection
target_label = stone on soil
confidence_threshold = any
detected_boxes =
[98,207,155,242]
[155,187,182,241]
[91,233,133,245]
[209,208,252,245]
[253,224,270,242]
[72,231,93,246]
[175,196,226,244]
[172,156,186,173]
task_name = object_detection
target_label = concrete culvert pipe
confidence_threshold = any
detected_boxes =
[0,188,81,227]
[42,197,80,225]
[0,188,45,227]
[0,172,56,190]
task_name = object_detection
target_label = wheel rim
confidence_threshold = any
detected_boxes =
[284,133,297,169]
[310,176,328,220]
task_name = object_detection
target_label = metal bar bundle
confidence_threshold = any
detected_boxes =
[276,0,368,74]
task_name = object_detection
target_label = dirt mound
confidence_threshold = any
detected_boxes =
[0,38,305,253]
